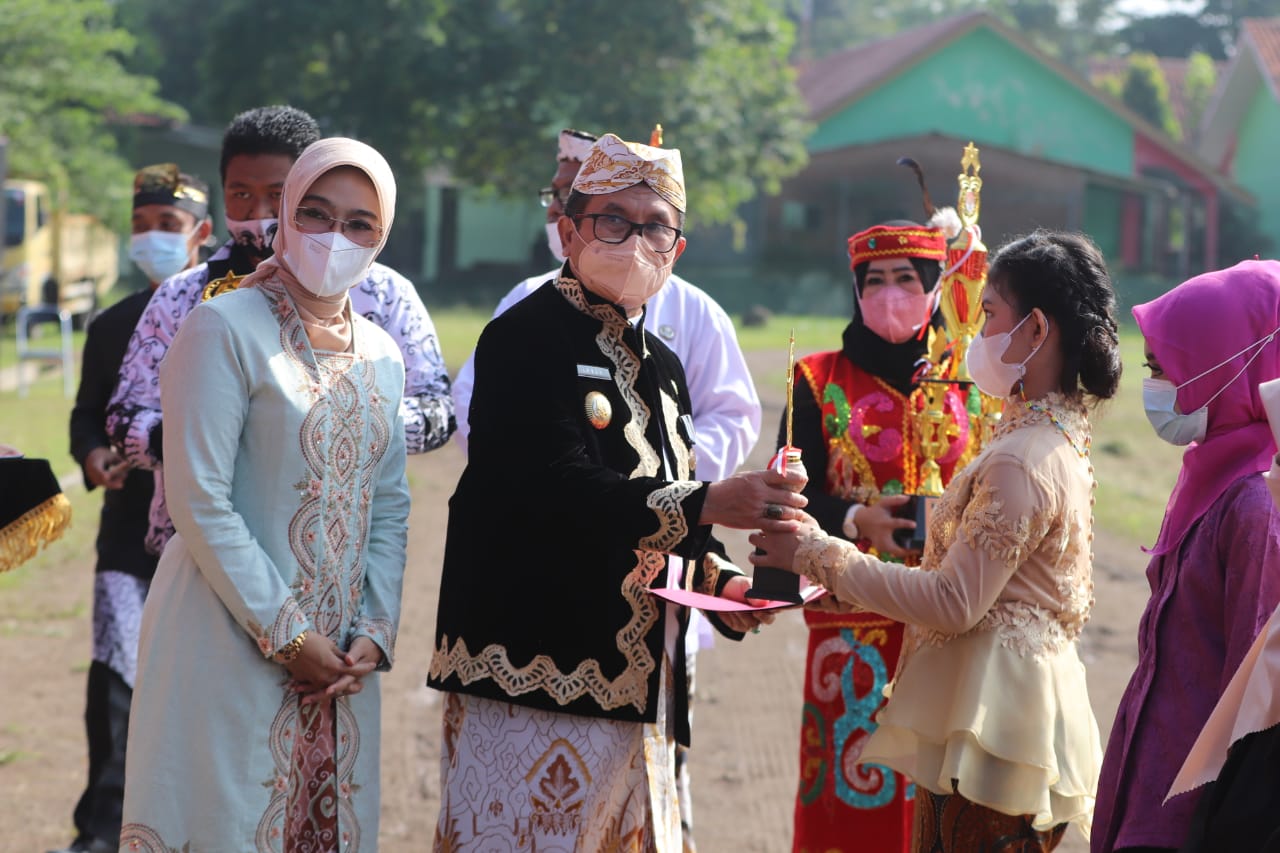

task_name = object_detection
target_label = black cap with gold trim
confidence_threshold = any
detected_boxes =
[133,163,209,220]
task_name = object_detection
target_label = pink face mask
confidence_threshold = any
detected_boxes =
[857,286,936,344]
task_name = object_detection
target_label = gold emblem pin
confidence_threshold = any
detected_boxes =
[585,391,612,429]
[202,271,243,302]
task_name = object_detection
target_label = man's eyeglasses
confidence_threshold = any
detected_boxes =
[572,213,682,253]
[294,206,383,248]
[539,187,571,209]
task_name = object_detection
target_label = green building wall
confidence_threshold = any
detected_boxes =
[1083,184,1124,262]
[1234,85,1280,249]
[809,27,1135,179]
[423,183,545,291]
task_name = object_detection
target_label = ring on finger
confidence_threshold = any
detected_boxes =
[764,503,785,520]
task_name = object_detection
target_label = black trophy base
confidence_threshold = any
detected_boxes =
[746,563,804,605]
[891,494,934,552]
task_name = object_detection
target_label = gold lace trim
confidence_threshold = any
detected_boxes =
[430,549,667,713]
[660,387,691,480]
[0,492,71,573]
[555,275,661,479]
[698,551,736,595]
[639,481,700,553]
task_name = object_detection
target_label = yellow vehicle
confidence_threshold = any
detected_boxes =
[2,179,118,321]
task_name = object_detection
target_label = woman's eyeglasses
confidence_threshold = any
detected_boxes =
[294,206,383,248]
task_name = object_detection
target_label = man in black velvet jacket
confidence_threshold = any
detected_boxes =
[428,133,807,849]
[57,166,210,853]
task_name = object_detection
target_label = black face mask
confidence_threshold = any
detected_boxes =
[225,234,274,276]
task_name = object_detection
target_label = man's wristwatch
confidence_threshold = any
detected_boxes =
[841,503,862,540]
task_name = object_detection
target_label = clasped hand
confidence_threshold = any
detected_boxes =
[85,446,130,491]
[284,634,383,705]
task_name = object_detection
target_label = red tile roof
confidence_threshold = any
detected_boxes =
[796,13,986,119]
[1243,18,1280,99]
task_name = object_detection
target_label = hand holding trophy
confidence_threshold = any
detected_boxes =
[747,329,811,604]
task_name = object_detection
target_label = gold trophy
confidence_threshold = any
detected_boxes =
[897,143,999,548]
[746,330,806,605]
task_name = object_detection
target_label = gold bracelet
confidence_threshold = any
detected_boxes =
[276,630,309,664]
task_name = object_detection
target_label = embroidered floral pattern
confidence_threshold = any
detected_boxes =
[257,691,361,849]
[957,478,1042,571]
[246,280,394,846]
[659,390,691,480]
[804,393,1095,663]
[354,615,397,665]
[119,824,189,853]
[262,598,308,659]
[105,251,451,558]
[797,530,858,593]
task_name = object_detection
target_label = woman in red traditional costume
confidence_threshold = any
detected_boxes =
[787,213,973,853]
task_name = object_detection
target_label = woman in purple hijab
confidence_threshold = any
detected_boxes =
[1092,259,1280,853]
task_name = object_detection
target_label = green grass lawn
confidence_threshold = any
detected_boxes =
[0,308,1178,569]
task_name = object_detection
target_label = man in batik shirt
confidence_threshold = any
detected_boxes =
[56,164,212,853]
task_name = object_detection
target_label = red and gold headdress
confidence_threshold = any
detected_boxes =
[846,224,947,270]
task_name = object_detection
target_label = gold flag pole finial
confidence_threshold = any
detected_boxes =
[785,328,796,459]
[650,123,664,146]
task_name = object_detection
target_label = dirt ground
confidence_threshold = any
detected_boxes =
[0,349,1147,852]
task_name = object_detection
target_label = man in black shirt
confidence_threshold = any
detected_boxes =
[57,165,210,853]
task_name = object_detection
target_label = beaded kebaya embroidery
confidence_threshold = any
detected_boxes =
[1024,400,1090,457]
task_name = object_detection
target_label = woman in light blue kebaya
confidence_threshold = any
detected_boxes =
[120,138,411,852]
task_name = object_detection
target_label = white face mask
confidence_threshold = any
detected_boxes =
[965,312,1044,398]
[1142,327,1280,446]
[545,221,566,264]
[575,237,671,312]
[129,229,195,283]
[225,216,278,255]
[1142,378,1207,446]
[282,230,377,298]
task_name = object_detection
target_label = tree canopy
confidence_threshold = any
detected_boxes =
[0,0,181,227]
[15,0,1262,233]
[125,0,809,227]
[1120,53,1182,140]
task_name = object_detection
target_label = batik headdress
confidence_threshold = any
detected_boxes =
[558,128,598,163]
[572,133,686,213]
